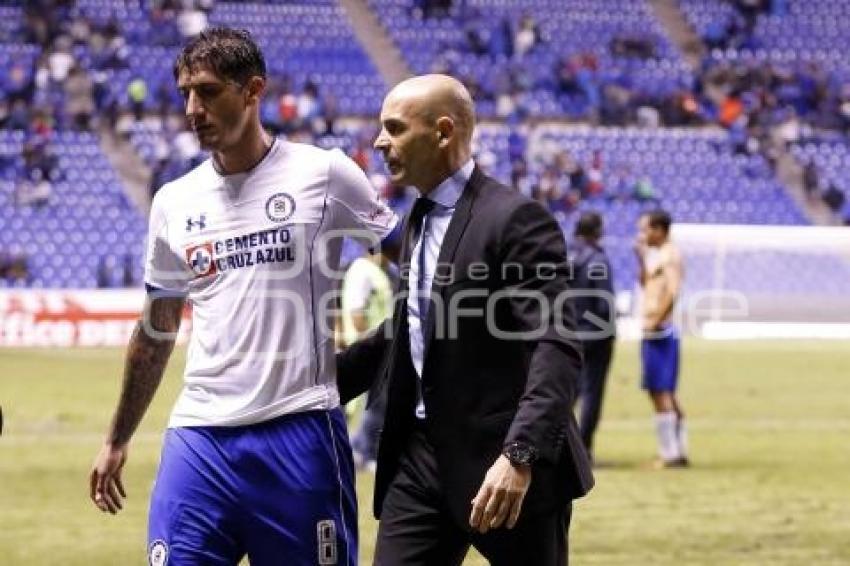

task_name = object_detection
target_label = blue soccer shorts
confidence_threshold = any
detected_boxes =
[641,328,680,393]
[147,407,357,566]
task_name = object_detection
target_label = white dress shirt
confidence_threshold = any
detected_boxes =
[408,159,474,419]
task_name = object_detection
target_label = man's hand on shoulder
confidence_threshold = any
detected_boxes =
[469,455,532,534]
[89,442,129,515]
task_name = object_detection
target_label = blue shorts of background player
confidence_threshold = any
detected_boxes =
[148,408,357,566]
[641,326,680,393]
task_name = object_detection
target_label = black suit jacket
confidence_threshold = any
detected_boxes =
[337,166,594,527]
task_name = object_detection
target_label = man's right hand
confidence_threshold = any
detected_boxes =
[89,443,128,514]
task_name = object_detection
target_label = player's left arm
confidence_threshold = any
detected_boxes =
[470,201,583,533]
[326,149,400,263]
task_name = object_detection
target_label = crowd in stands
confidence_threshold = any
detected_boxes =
[411,0,849,219]
[702,0,785,51]
[3,0,850,289]
[415,0,846,135]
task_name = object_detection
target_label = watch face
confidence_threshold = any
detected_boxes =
[506,443,535,465]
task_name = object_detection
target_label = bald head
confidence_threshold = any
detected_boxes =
[386,74,476,145]
[375,74,476,193]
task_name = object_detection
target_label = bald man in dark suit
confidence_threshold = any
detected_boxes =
[338,74,593,566]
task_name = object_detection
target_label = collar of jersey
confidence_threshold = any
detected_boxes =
[212,136,279,179]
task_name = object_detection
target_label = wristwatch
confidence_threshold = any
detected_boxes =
[503,441,538,467]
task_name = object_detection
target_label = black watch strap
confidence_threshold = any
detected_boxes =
[503,441,538,466]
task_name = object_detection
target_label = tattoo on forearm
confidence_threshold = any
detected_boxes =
[108,297,183,446]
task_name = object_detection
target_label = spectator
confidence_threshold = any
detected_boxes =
[4,252,29,285]
[555,55,581,96]
[600,82,635,125]
[585,150,605,197]
[64,65,95,131]
[555,150,587,193]
[610,35,656,60]
[735,0,769,32]
[719,94,744,127]
[148,5,181,46]
[17,139,57,208]
[822,183,846,213]
[30,107,55,137]
[510,158,534,198]
[97,255,119,288]
[172,126,202,164]
[101,21,130,69]
[321,92,339,136]
[5,60,34,104]
[414,0,452,19]
[154,81,178,120]
[7,100,30,130]
[514,14,541,58]
[47,38,75,84]
[297,80,321,125]
[634,176,658,203]
[261,83,283,134]
[489,18,514,59]
[177,3,208,39]
[802,160,820,198]
[463,11,489,56]
[68,15,91,47]
[507,124,527,165]
[17,177,52,208]
[127,77,148,121]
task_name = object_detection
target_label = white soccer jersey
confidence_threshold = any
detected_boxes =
[144,140,397,427]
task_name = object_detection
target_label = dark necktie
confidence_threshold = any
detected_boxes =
[407,197,435,414]
[405,197,435,263]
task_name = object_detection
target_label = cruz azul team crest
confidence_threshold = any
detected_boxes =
[265,192,295,223]
[185,243,217,278]
[148,540,168,566]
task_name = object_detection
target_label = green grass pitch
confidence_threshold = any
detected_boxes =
[1,339,848,565]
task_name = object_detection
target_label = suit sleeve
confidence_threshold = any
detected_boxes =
[498,201,584,464]
[335,317,392,404]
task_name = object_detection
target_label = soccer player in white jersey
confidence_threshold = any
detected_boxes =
[88,28,398,565]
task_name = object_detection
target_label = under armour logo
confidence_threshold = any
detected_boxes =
[186,214,206,232]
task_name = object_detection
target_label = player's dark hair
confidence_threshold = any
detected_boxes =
[173,27,266,86]
[643,209,672,234]
[575,211,603,241]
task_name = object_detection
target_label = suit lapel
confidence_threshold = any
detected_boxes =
[421,166,484,362]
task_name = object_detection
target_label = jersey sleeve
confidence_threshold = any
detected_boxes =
[143,189,191,295]
[326,148,399,244]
